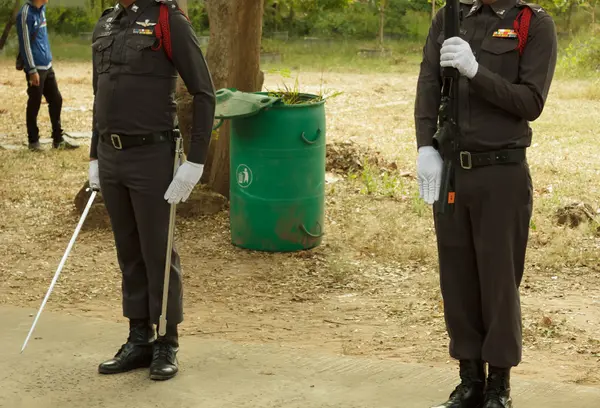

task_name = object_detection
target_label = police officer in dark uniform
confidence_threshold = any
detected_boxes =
[87,0,215,381]
[415,0,557,406]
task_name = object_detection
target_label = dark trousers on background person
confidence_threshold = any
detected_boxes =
[25,67,63,144]
[97,138,183,327]
[434,161,533,368]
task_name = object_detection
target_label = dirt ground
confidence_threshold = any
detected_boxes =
[1,60,600,387]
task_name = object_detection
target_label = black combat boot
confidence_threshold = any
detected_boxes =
[98,319,154,374]
[483,367,512,408]
[150,324,179,381]
[431,360,486,408]
[28,142,43,151]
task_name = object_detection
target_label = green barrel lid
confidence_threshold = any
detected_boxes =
[214,88,281,120]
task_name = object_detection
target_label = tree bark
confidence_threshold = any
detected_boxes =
[0,0,21,51]
[378,0,385,49]
[198,0,265,198]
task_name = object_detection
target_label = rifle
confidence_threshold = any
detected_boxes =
[433,0,461,215]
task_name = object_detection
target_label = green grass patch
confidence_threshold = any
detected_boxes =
[2,32,598,80]
[261,38,423,74]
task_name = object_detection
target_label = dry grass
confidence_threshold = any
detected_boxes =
[1,60,600,385]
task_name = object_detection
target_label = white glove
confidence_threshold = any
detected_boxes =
[89,159,100,191]
[417,146,443,205]
[440,37,479,79]
[164,161,204,204]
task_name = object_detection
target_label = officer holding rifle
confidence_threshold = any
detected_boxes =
[414,0,557,406]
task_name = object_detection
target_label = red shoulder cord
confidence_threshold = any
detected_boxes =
[513,7,533,56]
[152,3,191,61]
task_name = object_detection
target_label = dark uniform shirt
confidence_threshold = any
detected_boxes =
[90,0,215,164]
[415,0,557,151]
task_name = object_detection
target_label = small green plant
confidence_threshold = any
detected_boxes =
[265,74,343,105]
[411,190,428,217]
[352,159,407,198]
[530,218,537,231]
[359,160,378,195]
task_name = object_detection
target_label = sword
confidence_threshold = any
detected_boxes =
[158,135,183,336]
[21,188,98,353]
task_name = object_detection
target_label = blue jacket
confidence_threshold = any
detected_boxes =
[16,1,52,74]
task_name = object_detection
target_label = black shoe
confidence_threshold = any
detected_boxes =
[483,367,512,408]
[150,339,179,381]
[52,137,79,149]
[98,319,154,375]
[150,323,179,381]
[28,142,43,151]
[431,360,486,408]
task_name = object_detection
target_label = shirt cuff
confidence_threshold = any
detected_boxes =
[416,128,436,149]
[89,130,99,159]
[469,64,496,93]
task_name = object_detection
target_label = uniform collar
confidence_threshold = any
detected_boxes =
[466,0,518,18]
[116,0,153,13]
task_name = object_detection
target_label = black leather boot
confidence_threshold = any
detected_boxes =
[431,360,486,408]
[483,367,512,408]
[150,324,179,381]
[98,319,154,374]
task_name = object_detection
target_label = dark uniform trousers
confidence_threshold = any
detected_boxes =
[434,161,533,368]
[25,67,63,144]
[98,139,183,325]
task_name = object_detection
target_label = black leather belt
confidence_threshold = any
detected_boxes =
[100,132,173,150]
[455,148,526,169]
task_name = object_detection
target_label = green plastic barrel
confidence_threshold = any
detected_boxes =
[215,89,326,252]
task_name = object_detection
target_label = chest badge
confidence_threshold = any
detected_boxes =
[133,28,154,35]
[136,19,157,27]
[492,29,518,39]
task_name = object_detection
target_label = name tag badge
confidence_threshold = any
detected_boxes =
[493,29,518,38]
[133,28,154,35]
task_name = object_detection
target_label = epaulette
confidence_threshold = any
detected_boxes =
[155,0,179,8]
[101,7,114,17]
[516,0,546,13]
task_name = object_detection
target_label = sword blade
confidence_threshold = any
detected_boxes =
[21,190,98,353]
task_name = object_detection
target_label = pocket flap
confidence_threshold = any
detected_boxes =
[126,35,157,51]
[92,36,114,52]
[481,37,519,55]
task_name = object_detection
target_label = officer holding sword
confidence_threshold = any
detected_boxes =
[88,0,215,381]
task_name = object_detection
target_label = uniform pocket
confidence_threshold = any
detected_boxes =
[479,37,519,82]
[92,36,114,74]
[125,35,160,74]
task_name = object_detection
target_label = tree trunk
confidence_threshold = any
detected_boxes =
[431,0,436,21]
[0,0,21,51]
[198,0,265,199]
[566,1,575,34]
[378,0,385,49]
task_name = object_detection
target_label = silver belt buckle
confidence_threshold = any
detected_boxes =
[460,151,472,169]
[110,134,122,150]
